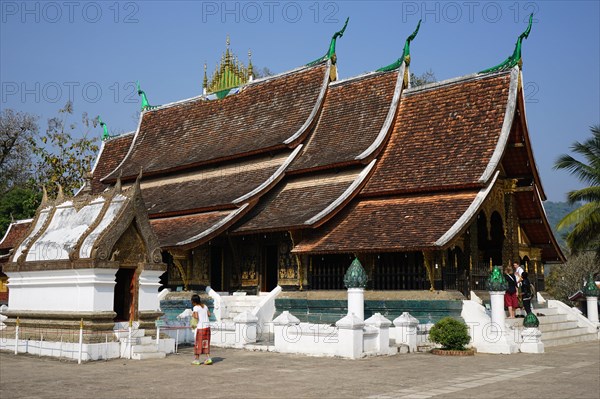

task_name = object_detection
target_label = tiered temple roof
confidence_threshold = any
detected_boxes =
[35,21,564,264]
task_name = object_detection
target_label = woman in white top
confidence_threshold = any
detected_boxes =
[191,294,212,365]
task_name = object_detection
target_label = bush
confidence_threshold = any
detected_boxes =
[429,317,470,350]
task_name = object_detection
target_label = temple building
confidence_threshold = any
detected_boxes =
[1,17,564,311]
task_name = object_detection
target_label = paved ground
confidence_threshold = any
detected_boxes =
[1,341,598,399]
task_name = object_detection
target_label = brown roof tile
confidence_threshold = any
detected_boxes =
[91,133,134,193]
[292,191,478,254]
[105,64,329,180]
[151,210,239,248]
[234,169,364,234]
[363,72,512,196]
[140,154,288,217]
[289,71,399,172]
[0,220,32,250]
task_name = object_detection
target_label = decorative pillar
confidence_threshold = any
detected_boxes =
[502,179,519,264]
[520,312,544,353]
[487,265,508,332]
[343,258,368,321]
[583,273,600,326]
[365,313,392,354]
[335,313,364,359]
[393,312,419,352]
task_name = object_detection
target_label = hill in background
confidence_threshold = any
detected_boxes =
[543,201,579,251]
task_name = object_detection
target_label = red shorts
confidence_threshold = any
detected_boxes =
[194,328,211,355]
[504,292,518,308]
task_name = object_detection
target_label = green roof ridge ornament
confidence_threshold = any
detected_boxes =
[98,116,109,141]
[583,273,599,297]
[343,257,368,289]
[480,13,533,73]
[523,312,540,328]
[307,17,349,66]
[137,81,159,111]
[377,19,421,72]
[487,265,508,291]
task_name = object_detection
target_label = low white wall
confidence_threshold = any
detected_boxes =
[274,322,340,357]
[0,338,121,361]
[6,269,116,312]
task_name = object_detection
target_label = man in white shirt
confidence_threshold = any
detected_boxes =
[513,262,525,317]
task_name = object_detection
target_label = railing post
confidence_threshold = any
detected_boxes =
[78,318,83,364]
[14,317,19,355]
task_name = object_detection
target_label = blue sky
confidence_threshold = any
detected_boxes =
[1,0,599,202]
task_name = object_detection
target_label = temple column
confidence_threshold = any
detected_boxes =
[502,179,519,265]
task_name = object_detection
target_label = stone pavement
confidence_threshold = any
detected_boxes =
[1,341,598,399]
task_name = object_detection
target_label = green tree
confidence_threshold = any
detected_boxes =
[410,70,436,87]
[0,109,38,194]
[545,252,600,304]
[32,102,99,197]
[554,125,600,257]
[0,187,41,238]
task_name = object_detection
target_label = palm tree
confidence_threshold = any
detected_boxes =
[554,125,600,257]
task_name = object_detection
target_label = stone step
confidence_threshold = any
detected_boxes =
[539,326,594,341]
[132,351,166,360]
[116,329,146,340]
[137,336,154,345]
[542,332,598,347]
[132,344,159,354]
[538,321,579,332]
[533,307,559,316]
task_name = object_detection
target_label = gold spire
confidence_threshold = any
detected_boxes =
[248,49,254,81]
[206,36,251,96]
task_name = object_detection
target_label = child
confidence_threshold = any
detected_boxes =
[191,294,212,365]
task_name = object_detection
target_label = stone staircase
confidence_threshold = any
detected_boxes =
[507,303,598,347]
[114,322,166,360]
[220,293,265,321]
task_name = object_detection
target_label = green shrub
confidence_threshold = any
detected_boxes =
[428,317,470,350]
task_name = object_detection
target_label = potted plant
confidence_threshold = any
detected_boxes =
[429,317,474,356]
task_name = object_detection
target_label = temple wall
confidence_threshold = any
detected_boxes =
[6,269,117,312]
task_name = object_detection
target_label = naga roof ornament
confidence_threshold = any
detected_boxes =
[377,19,421,72]
[307,17,349,67]
[137,81,159,111]
[480,13,533,73]
[98,116,109,141]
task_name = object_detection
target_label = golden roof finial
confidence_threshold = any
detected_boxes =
[203,62,208,90]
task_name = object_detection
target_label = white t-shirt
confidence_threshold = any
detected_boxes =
[514,266,524,285]
[193,305,210,329]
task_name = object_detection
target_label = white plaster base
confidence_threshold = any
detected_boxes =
[347,288,364,321]
[7,269,117,312]
[520,328,544,353]
[586,296,599,326]
[0,338,121,361]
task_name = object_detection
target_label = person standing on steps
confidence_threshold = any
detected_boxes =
[191,294,213,365]
[504,264,518,319]
[513,261,525,317]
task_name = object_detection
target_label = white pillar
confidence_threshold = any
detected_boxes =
[586,296,599,326]
[520,327,544,353]
[393,312,419,353]
[365,313,392,354]
[335,313,364,359]
[347,288,364,321]
[489,291,506,333]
